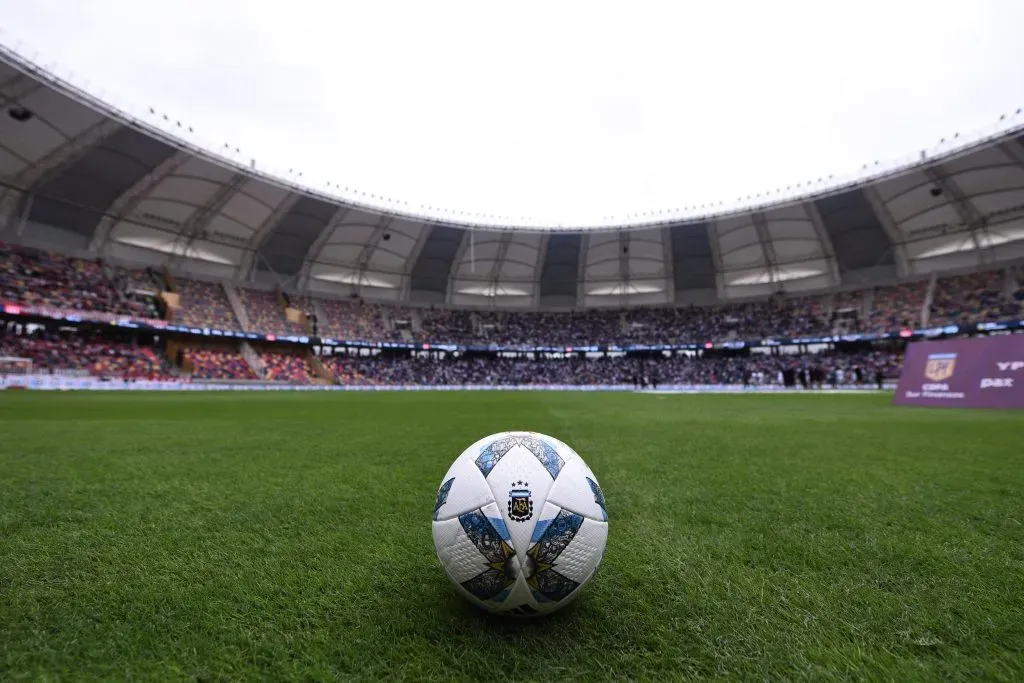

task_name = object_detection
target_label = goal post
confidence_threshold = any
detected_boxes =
[0,356,32,375]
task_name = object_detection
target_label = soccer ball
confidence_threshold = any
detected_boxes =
[431,431,608,617]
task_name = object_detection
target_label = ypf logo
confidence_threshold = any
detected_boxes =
[981,360,1024,390]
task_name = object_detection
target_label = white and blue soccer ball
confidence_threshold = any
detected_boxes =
[432,431,608,617]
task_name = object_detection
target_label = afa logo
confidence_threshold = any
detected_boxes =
[924,352,957,382]
[508,482,533,522]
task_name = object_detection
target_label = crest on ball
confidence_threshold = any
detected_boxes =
[508,482,533,522]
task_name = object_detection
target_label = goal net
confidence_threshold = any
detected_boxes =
[0,356,32,375]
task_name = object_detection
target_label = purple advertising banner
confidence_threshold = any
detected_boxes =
[894,334,1024,409]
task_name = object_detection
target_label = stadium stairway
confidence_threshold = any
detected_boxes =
[863,287,875,322]
[855,289,870,320]
[224,285,252,331]
[1002,267,1017,299]
[282,291,312,334]
[408,309,423,334]
[276,289,291,322]
[240,342,265,378]
[312,299,328,336]
[165,339,186,373]
[161,266,177,293]
[140,347,173,376]
[307,354,336,385]
[922,272,939,326]
[820,292,835,324]
[155,267,180,320]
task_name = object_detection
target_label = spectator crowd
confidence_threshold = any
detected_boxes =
[320,350,902,387]
[0,243,1020,383]
[240,290,305,336]
[930,271,1019,325]
[176,279,239,330]
[258,349,317,383]
[186,347,257,380]
[0,330,173,379]
[1,243,128,315]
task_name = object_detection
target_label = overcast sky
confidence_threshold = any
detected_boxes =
[3,0,1024,227]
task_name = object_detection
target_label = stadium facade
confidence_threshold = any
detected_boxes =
[2,46,1023,313]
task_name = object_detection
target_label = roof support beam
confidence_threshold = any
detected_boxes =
[660,227,675,304]
[488,232,512,283]
[750,212,778,270]
[466,231,514,301]
[532,233,550,307]
[616,231,632,303]
[355,216,394,270]
[0,119,121,230]
[90,150,192,253]
[618,231,630,281]
[706,219,728,299]
[802,202,842,284]
[348,216,394,295]
[923,165,989,260]
[297,206,351,291]
[400,223,436,300]
[998,139,1024,172]
[443,229,473,303]
[859,187,911,278]
[166,173,248,271]
[236,193,301,281]
[576,233,590,306]
[750,212,783,291]
[0,70,46,108]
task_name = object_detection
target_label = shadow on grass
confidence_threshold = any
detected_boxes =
[431,580,595,636]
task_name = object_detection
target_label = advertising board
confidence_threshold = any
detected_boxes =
[894,335,1024,409]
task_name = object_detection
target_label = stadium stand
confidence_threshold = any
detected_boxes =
[112,266,164,319]
[831,290,866,333]
[259,348,316,383]
[175,279,240,330]
[186,347,258,380]
[418,308,477,343]
[321,350,901,387]
[469,309,622,346]
[0,331,172,379]
[867,281,928,332]
[414,296,831,347]
[9,239,1021,353]
[240,289,305,335]
[318,298,391,341]
[930,269,1016,325]
[0,243,126,314]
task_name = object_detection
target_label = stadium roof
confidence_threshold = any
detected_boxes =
[2,48,1024,308]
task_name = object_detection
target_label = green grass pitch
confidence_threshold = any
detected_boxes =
[1,391,1022,681]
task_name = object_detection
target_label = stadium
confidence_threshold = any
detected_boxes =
[1,18,1023,682]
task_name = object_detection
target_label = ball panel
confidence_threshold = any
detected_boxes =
[544,455,608,522]
[433,500,518,606]
[432,449,496,521]
[545,517,607,584]
[432,516,491,585]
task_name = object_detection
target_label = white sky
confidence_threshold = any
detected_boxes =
[3,0,1024,228]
